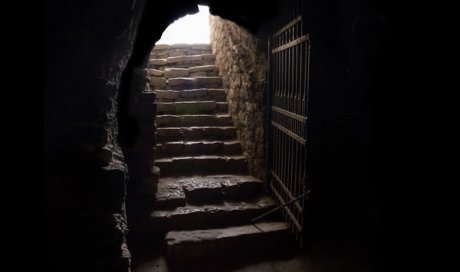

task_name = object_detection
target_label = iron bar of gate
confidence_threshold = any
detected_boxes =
[267,5,309,245]
[271,120,305,145]
[250,189,309,224]
[272,35,307,53]
[270,170,304,213]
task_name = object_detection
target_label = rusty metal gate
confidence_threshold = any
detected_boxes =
[267,1,310,246]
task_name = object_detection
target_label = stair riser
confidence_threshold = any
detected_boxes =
[150,79,222,90]
[156,142,242,157]
[151,50,213,59]
[166,229,291,267]
[184,181,265,204]
[151,45,212,58]
[149,59,216,70]
[155,89,226,102]
[156,128,237,141]
[155,158,248,175]
[162,71,219,79]
[156,95,226,102]
[156,116,233,127]
[156,102,228,114]
[150,206,275,232]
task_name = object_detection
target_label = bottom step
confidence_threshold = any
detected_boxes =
[165,221,292,267]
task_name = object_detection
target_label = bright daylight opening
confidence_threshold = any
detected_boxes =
[156,5,210,44]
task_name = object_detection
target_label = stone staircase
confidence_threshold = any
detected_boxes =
[146,44,292,268]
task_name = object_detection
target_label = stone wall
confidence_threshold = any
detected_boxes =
[45,0,145,270]
[210,16,268,180]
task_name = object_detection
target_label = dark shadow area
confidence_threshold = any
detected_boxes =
[131,238,378,272]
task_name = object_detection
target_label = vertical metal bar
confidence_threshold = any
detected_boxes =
[283,31,287,109]
[277,36,280,107]
[268,3,309,246]
[306,38,311,115]
[267,38,272,192]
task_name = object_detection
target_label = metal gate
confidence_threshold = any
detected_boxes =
[267,2,310,245]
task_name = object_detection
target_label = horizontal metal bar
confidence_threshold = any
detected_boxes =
[270,170,304,213]
[273,16,302,38]
[272,35,308,53]
[271,121,306,145]
[269,183,302,232]
[251,191,307,223]
[272,106,307,123]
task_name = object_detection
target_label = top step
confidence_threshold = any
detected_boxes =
[149,54,216,70]
[151,44,212,59]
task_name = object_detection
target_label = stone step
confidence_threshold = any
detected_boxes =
[154,155,248,175]
[150,76,223,90]
[154,175,264,208]
[156,126,237,141]
[156,114,233,127]
[154,88,226,102]
[149,54,216,69]
[150,44,212,59]
[149,195,276,232]
[156,101,228,114]
[156,140,242,158]
[165,221,291,268]
[153,65,219,78]
[153,43,212,50]
[166,76,223,90]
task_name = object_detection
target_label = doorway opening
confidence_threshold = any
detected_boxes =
[156,5,210,45]
[131,4,293,270]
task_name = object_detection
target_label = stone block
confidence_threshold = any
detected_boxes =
[150,58,167,65]
[189,65,217,73]
[154,90,179,101]
[183,178,222,203]
[148,69,164,77]
[150,76,167,88]
[179,89,208,99]
[189,71,207,77]
[168,77,195,88]
[156,127,181,138]
[153,44,170,50]
[174,101,216,114]
[155,102,174,113]
[164,68,189,78]
[156,115,181,127]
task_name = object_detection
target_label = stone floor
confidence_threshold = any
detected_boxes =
[131,238,379,272]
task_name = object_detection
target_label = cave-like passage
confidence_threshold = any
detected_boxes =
[131,5,292,270]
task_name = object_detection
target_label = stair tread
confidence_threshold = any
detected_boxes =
[161,64,217,71]
[157,137,238,143]
[156,100,225,104]
[156,101,228,114]
[151,195,275,217]
[157,140,240,145]
[165,221,289,243]
[155,155,247,162]
[155,175,264,209]
[156,114,233,127]
[157,113,230,117]
[156,140,242,155]
[157,126,235,129]
[156,127,237,142]
[150,54,215,61]
[154,88,225,92]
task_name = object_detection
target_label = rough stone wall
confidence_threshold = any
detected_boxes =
[45,0,146,271]
[210,16,268,180]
